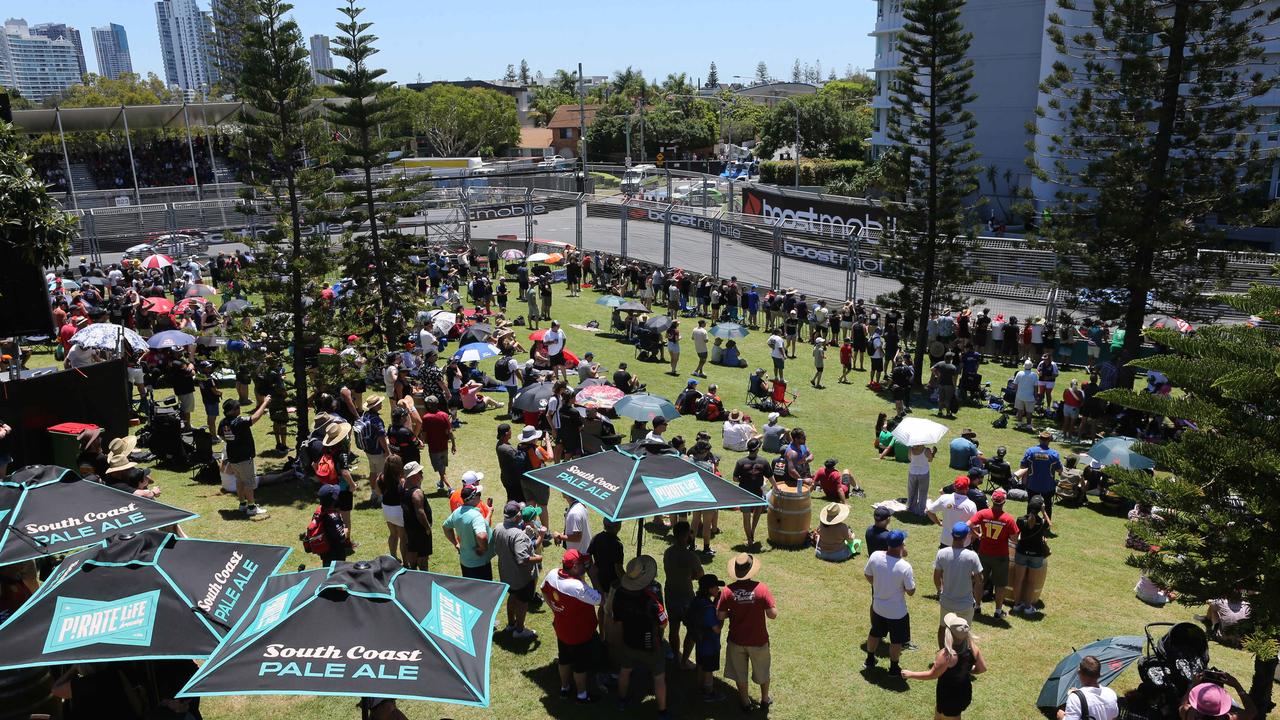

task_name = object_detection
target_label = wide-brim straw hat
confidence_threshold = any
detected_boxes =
[726,552,762,582]
[620,555,658,591]
[819,502,850,526]
[322,422,352,447]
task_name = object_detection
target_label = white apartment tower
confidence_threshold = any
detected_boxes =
[155,0,216,94]
[92,23,133,80]
[0,18,84,101]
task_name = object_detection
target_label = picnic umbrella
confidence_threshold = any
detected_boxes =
[220,298,251,315]
[0,530,289,671]
[511,381,557,412]
[523,448,766,551]
[528,329,549,342]
[1036,635,1144,710]
[544,252,564,265]
[500,248,525,260]
[575,384,625,410]
[183,284,217,298]
[890,416,949,447]
[148,330,196,349]
[0,465,197,566]
[1149,316,1194,334]
[596,295,626,307]
[530,265,552,276]
[643,315,673,333]
[140,254,174,270]
[141,296,175,314]
[618,300,650,313]
[453,342,501,363]
[526,251,551,263]
[70,323,148,353]
[176,555,507,708]
[710,322,750,340]
[175,297,212,315]
[1088,436,1156,470]
[614,393,680,422]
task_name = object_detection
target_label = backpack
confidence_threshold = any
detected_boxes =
[494,356,511,381]
[991,414,1009,429]
[314,453,337,484]
[353,414,377,453]
[302,508,331,555]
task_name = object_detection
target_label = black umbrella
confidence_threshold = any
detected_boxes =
[177,556,507,708]
[618,300,649,313]
[0,531,289,670]
[523,448,766,551]
[81,276,109,287]
[511,381,557,412]
[0,466,197,565]
[643,315,673,333]
[459,323,495,346]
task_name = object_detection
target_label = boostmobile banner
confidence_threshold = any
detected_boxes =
[741,185,898,238]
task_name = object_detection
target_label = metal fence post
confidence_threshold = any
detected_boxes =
[711,218,721,278]
[524,188,533,246]
[771,225,782,290]
[620,203,629,260]
[575,194,584,251]
[663,203,672,268]
[727,179,736,214]
[845,228,857,302]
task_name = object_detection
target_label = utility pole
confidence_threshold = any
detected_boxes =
[577,61,587,192]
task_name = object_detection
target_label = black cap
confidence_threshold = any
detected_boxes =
[222,398,241,414]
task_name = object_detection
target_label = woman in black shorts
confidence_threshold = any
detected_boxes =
[902,613,986,719]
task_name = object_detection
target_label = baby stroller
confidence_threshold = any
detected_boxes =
[1125,622,1212,720]
[634,327,663,362]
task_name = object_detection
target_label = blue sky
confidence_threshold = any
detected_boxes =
[28,0,877,86]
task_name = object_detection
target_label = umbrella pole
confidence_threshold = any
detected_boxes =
[636,519,644,556]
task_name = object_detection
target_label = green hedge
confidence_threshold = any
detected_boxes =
[760,159,865,187]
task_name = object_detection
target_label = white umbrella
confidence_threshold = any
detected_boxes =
[526,252,551,263]
[428,310,456,335]
[141,254,174,270]
[891,417,949,447]
[69,323,148,353]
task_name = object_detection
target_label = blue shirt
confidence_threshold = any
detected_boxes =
[1021,445,1062,493]
[746,291,759,311]
[688,596,721,656]
[949,437,979,471]
[961,351,981,376]
[444,505,493,568]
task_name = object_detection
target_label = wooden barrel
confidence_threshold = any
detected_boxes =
[768,487,812,547]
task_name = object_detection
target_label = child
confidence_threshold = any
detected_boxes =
[839,339,854,384]
[495,278,509,313]
[811,337,828,389]
[686,573,725,702]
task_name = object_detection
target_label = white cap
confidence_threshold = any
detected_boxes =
[1024,359,1034,369]
[768,412,780,423]
[462,470,485,484]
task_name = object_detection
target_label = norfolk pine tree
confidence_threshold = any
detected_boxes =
[1029,0,1280,385]
[325,0,429,353]
[227,0,330,439]
[879,0,981,380]
[706,61,719,87]
[1101,275,1280,713]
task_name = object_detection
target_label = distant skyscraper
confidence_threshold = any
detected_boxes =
[0,18,84,101]
[29,22,86,78]
[91,23,133,79]
[309,34,334,86]
[209,0,248,89]
[155,0,216,94]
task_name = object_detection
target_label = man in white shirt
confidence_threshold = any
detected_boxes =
[555,496,593,554]
[417,324,438,357]
[1057,656,1119,720]
[721,409,761,452]
[1013,360,1040,430]
[926,477,978,547]
[65,343,97,369]
[691,320,710,378]
[767,331,786,382]
[544,319,568,381]
[863,530,915,676]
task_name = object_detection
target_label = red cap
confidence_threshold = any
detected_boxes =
[992,489,1007,502]
[347,334,360,342]
[562,549,587,570]
[954,475,970,492]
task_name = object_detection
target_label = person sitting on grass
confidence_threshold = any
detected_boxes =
[813,502,856,562]
[813,458,863,500]
[720,339,748,368]
[460,378,504,412]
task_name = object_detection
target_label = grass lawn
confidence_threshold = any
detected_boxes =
[44,289,1268,719]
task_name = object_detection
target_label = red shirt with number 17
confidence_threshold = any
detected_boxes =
[968,508,1019,557]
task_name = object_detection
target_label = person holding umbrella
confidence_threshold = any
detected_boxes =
[1055,656,1119,720]
[902,612,987,719]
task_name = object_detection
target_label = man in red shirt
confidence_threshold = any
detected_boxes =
[541,549,602,703]
[717,553,779,713]
[813,458,861,501]
[418,395,456,492]
[967,488,1020,619]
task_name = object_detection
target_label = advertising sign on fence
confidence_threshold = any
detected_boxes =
[741,185,899,239]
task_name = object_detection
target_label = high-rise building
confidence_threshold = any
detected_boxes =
[867,0,1280,231]
[309,34,334,86]
[155,0,216,94]
[208,0,248,89]
[91,23,133,80]
[29,22,86,78]
[0,18,84,101]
